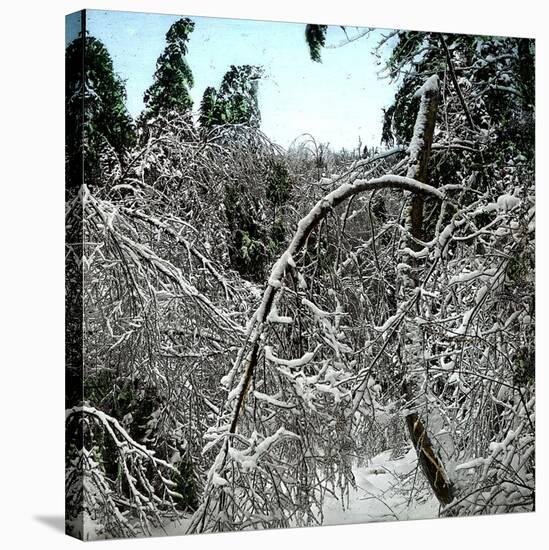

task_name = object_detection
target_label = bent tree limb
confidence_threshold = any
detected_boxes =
[190,77,455,532]
[226,174,444,438]
[189,178,446,533]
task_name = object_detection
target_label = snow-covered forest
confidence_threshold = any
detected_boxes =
[65,14,535,541]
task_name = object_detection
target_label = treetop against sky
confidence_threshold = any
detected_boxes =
[70,9,397,150]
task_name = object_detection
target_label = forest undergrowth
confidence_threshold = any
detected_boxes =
[65,24,535,539]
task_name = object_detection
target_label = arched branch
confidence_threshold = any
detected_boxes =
[226,174,445,438]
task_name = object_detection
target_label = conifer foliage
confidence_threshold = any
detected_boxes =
[199,65,264,129]
[143,18,195,119]
[65,34,135,187]
[305,24,328,62]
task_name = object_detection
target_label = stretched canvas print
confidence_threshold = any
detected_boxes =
[65,8,535,541]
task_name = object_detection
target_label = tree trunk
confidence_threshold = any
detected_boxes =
[406,413,453,505]
[400,78,454,507]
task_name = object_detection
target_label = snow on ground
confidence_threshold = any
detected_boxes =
[159,448,439,537]
[86,448,439,540]
[151,516,192,538]
[323,448,439,526]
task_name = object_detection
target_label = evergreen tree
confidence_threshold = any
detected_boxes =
[198,64,280,281]
[305,24,328,62]
[143,18,195,119]
[200,65,263,129]
[198,86,218,129]
[380,33,534,146]
[65,34,135,187]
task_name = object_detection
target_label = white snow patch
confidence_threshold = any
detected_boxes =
[267,305,293,325]
[265,345,318,369]
[323,448,439,525]
[496,194,521,211]
[414,74,440,98]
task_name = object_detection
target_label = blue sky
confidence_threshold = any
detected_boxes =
[78,10,397,151]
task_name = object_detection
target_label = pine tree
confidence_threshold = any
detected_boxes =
[197,64,272,280]
[143,18,195,119]
[65,34,135,187]
[198,86,217,129]
[200,65,263,129]
[305,24,328,62]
